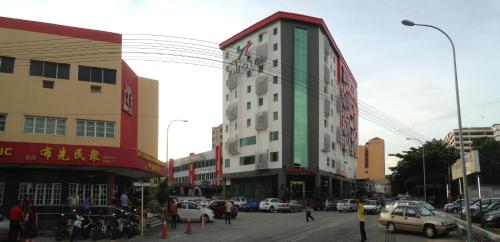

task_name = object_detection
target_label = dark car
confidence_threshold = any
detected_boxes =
[240,198,259,212]
[207,200,238,219]
[473,202,500,223]
[483,209,500,227]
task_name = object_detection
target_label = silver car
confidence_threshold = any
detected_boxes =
[337,199,357,212]
[0,214,9,241]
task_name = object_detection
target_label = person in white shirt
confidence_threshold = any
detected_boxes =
[68,192,79,210]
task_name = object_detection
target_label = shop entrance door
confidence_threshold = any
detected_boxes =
[290,181,305,201]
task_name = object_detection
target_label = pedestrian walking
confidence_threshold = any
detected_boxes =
[224,200,232,224]
[68,192,79,211]
[357,198,367,242]
[169,200,178,229]
[305,200,314,222]
[23,207,37,242]
[82,193,91,215]
[8,200,23,242]
[120,191,129,211]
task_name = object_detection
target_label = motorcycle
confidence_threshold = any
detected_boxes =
[109,207,140,239]
[69,210,93,242]
[109,211,126,239]
[124,209,140,238]
[54,213,72,241]
[90,217,109,241]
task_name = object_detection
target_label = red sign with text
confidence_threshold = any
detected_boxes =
[0,141,165,176]
[168,159,174,184]
[188,163,195,187]
[214,145,222,186]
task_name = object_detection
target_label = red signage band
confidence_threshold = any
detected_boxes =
[0,141,164,176]
[189,163,195,187]
[168,159,174,184]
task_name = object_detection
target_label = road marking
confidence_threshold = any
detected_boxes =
[291,235,309,241]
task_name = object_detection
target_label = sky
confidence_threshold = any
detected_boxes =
[1,0,499,174]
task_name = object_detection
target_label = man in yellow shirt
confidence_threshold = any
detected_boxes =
[357,198,367,242]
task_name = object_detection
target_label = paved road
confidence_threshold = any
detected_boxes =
[36,211,465,242]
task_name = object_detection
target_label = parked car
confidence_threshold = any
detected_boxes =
[231,197,246,209]
[176,201,215,222]
[463,198,500,214]
[444,199,464,213]
[483,209,500,227]
[278,200,304,213]
[323,198,340,211]
[384,200,420,213]
[240,198,259,212]
[337,199,357,213]
[259,198,282,212]
[207,200,238,219]
[0,214,9,241]
[471,201,500,222]
[363,200,382,214]
[379,205,457,238]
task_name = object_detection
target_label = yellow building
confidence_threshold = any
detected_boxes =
[0,16,162,213]
[356,137,385,180]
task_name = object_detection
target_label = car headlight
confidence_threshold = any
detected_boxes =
[486,215,496,221]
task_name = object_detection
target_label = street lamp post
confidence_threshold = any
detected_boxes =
[406,138,426,202]
[402,19,473,242]
[164,119,188,222]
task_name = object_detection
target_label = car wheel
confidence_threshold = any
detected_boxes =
[387,222,396,232]
[269,206,275,213]
[451,208,458,214]
[424,224,437,238]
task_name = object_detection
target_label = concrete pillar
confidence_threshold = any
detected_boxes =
[107,173,115,205]
[339,179,344,198]
[328,175,333,198]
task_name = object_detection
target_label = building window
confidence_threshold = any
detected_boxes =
[24,116,65,135]
[324,119,327,127]
[332,142,335,150]
[18,182,61,205]
[235,90,237,98]
[247,85,251,93]
[270,152,279,162]
[236,46,241,53]
[43,80,54,89]
[293,27,309,168]
[226,94,229,101]
[225,125,228,133]
[239,136,256,147]
[273,76,278,84]
[240,155,255,165]
[258,97,263,106]
[76,120,115,138]
[273,111,278,121]
[0,56,15,73]
[258,33,264,42]
[246,101,251,110]
[273,59,278,67]
[0,182,4,205]
[365,148,369,168]
[69,183,107,206]
[246,119,251,127]
[258,65,264,73]
[273,28,278,35]
[78,65,116,84]
[247,70,251,78]
[0,114,6,131]
[327,157,330,166]
[273,93,279,102]
[30,60,70,79]
[273,43,278,51]
[224,52,229,59]
[270,131,279,141]
[331,159,335,168]
[235,122,237,131]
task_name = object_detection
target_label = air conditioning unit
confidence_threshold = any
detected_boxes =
[255,76,268,95]
[227,137,239,155]
[255,153,268,170]
[324,98,331,117]
[226,73,238,90]
[255,111,268,131]
[226,103,238,121]
[322,133,331,152]
[256,43,268,60]
[324,65,330,85]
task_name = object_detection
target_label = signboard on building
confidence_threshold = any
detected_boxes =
[451,150,480,180]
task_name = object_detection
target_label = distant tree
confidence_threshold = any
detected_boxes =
[389,139,459,205]
[472,137,500,185]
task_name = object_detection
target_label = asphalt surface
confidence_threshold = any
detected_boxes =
[35,210,466,242]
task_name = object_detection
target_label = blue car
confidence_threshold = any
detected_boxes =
[241,198,259,212]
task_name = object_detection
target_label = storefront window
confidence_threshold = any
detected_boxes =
[18,182,61,205]
[69,183,108,206]
[0,182,4,205]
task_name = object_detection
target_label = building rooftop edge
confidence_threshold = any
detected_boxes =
[0,16,122,44]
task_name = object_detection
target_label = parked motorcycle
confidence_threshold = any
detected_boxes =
[90,217,109,241]
[69,210,93,242]
[54,213,72,241]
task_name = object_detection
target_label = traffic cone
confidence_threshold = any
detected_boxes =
[185,218,192,234]
[162,220,168,239]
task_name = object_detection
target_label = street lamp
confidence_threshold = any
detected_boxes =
[164,119,188,222]
[402,19,473,242]
[406,138,426,202]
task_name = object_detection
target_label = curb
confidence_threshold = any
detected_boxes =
[449,215,500,242]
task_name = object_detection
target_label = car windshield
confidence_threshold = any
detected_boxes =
[262,199,270,202]
[416,206,434,216]
[341,199,349,203]
[366,200,377,205]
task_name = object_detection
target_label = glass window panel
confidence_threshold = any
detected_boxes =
[0,56,15,73]
[105,122,114,138]
[57,63,70,79]
[34,117,45,134]
[91,67,102,83]
[76,120,85,136]
[45,118,56,134]
[96,121,105,137]
[0,115,5,131]
[24,117,34,133]
[56,119,65,135]
[293,28,308,167]
[78,66,90,81]
[103,69,116,84]
[29,60,43,76]
[44,62,57,78]
[86,121,95,137]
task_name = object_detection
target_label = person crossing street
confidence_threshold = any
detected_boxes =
[357,198,367,242]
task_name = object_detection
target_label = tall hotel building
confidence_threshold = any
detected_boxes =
[0,16,163,214]
[220,12,358,200]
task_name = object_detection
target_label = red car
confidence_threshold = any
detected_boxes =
[207,200,238,219]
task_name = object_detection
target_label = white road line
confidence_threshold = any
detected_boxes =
[291,235,309,242]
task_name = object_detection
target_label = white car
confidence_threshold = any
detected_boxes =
[259,198,282,212]
[231,197,247,209]
[337,199,357,212]
[363,200,381,214]
[176,201,214,222]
